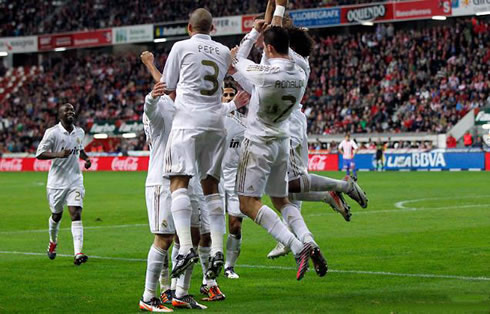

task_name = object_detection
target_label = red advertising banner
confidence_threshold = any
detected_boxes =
[308,153,339,171]
[393,0,451,20]
[486,152,490,171]
[241,14,258,33]
[0,156,149,172]
[341,3,394,24]
[38,29,112,51]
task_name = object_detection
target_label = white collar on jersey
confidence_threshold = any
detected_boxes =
[192,33,211,40]
[58,122,76,135]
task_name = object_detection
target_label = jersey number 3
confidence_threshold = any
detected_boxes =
[200,60,219,96]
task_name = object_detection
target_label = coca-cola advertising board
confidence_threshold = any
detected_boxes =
[307,154,339,171]
[0,157,149,172]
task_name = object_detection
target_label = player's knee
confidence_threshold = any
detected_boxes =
[170,175,190,192]
[154,234,173,250]
[51,213,62,222]
[201,176,219,195]
[69,207,82,221]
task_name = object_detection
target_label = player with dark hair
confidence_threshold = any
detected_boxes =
[36,103,91,266]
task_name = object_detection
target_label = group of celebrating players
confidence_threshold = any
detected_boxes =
[35,0,368,311]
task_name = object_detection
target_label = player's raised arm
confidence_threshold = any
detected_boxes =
[231,45,268,88]
[162,42,181,93]
[265,0,275,25]
[236,19,267,59]
[140,51,162,83]
[221,90,250,114]
[271,0,287,27]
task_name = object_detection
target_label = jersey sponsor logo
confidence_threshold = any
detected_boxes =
[0,158,23,171]
[111,157,139,171]
[229,139,241,149]
[33,159,52,171]
[246,64,280,73]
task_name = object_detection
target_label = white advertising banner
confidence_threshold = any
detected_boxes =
[0,36,38,53]
[452,0,490,16]
[212,16,242,36]
[112,24,153,44]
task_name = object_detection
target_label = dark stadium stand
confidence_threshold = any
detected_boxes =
[1,0,394,37]
[0,18,488,154]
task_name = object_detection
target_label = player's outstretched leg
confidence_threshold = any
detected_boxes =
[47,214,61,260]
[289,191,351,222]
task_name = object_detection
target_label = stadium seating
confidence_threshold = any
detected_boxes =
[1,0,393,37]
[0,18,488,154]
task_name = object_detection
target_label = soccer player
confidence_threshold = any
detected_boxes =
[162,8,231,285]
[232,21,326,280]
[339,133,359,179]
[139,81,176,312]
[220,82,247,279]
[36,103,91,266]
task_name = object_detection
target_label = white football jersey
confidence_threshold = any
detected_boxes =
[143,93,175,186]
[339,139,358,159]
[289,106,309,167]
[36,123,85,189]
[163,34,231,130]
[233,57,306,141]
[222,111,246,171]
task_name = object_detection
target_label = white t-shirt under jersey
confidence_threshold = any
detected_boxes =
[222,111,246,171]
[36,123,85,189]
[163,33,231,131]
[143,93,175,186]
[339,139,358,160]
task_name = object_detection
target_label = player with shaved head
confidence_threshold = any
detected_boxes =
[162,7,231,309]
[36,103,91,266]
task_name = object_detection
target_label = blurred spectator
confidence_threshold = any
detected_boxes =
[446,133,457,148]
[472,136,483,149]
[463,131,473,147]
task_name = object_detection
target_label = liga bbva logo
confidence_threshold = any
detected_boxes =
[376,152,447,168]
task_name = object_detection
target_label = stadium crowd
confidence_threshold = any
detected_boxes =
[0,18,488,154]
[2,0,399,37]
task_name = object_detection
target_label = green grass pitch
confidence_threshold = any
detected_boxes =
[0,171,489,313]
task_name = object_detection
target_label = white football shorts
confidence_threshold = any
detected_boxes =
[163,129,226,181]
[236,137,290,198]
[145,183,175,235]
[288,139,308,181]
[47,186,85,214]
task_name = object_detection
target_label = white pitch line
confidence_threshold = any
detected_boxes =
[0,223,147,235]
[0,250,488,282]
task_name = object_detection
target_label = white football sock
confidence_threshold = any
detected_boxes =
[281,204,315,245]
[175,247,196,299]
[159,252,170,292]
[254,205,303,255]
[305,174,349,193]
[198,245,210,285]
[48,216,60,243]
[198,245,216,287]
[170,242,179,291]
[143,245,166,302]
[290,191,330,202]
[225,233,241,269]
[205,194,225,256]
[71,220,83,255]
[171,189,193,254]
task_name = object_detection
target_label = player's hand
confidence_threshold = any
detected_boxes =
[151,82,166,98]
[58,149,71,158]
[140,51,154,65]
[84,159,92,169]
[230,46,238,61]
[254,19,267,32]
[228,63,237,75]
[233,91,250,109]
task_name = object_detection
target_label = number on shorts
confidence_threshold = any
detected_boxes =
[74,191,81,201]
[200,60,219,96]
[273,95,297,122]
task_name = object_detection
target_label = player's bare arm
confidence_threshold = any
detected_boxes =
[271,0,287,26]
[140,51,162,83]
[151,81,166,98]
[80,150,91,169]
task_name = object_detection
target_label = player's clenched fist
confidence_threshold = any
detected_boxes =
[151,82,166,98]
[140,51,154,65]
